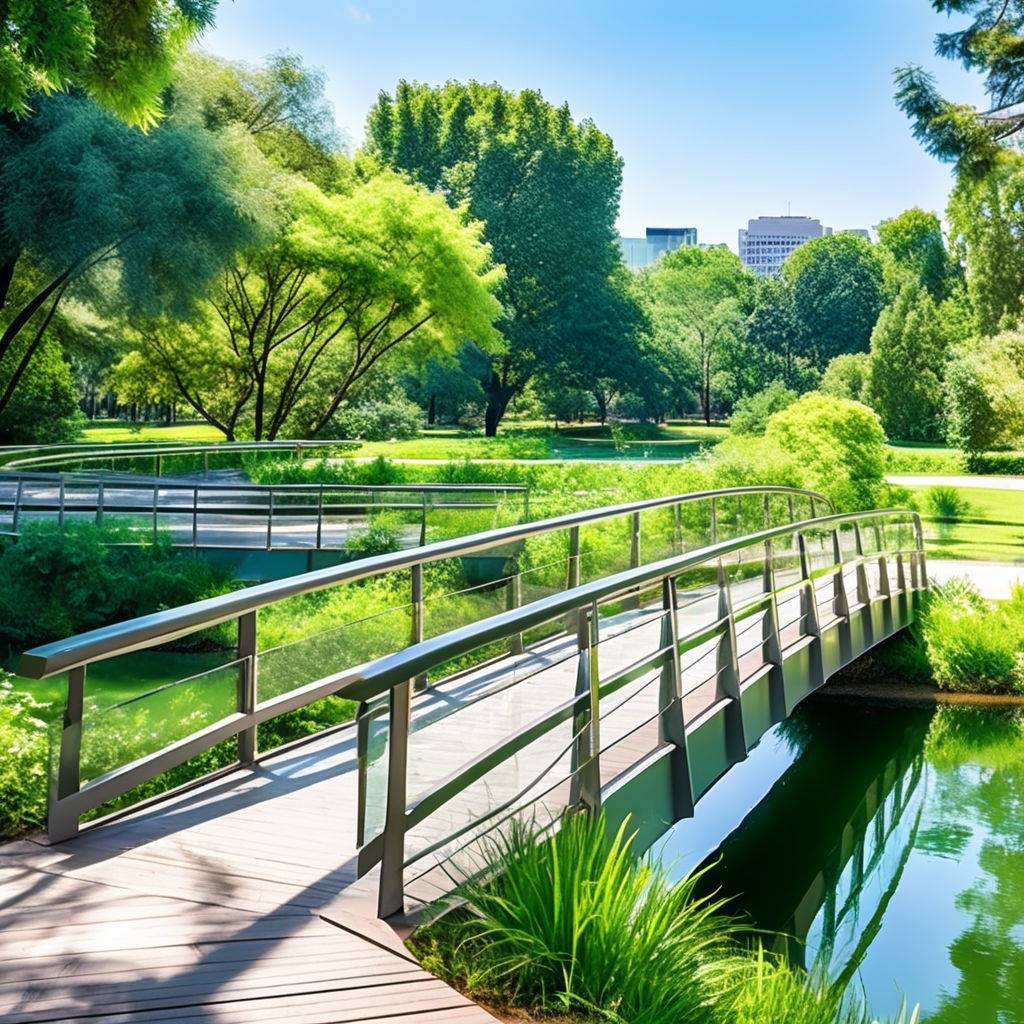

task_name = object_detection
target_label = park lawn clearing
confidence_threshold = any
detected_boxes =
[907,484,1024,563]
[81,422,226,444]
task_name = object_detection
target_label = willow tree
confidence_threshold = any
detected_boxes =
[0,93,258,431]
[366,82,624,434]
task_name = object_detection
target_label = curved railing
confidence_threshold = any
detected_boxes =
[0,441,529,550]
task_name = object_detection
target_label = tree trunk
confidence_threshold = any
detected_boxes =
[427,393,437,425]
[594,390,608,425]
[484,372,516,437]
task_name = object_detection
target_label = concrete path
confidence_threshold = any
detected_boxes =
[887,474,1024,491]
[926,559,1024,598]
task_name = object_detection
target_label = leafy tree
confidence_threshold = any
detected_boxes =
[782,233,886,366]
[746,275,818,391]
[765,393,887,510]
[108,350,177,419]
[0,339,80,442]
[730,381,798,436]
[947,154,1024,334]
[895,1,1024,175]
[866,284,948,442]
[877,207,957,299]
[820,352,871,403]
[642,246,753,424]
[367,81,624,435]
[1,0,217,126]
[0,92,258,426]
[142,174,502,439]
[944,330,1024,456]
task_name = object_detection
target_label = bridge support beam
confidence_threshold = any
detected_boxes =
[658,578,694,820]
[716,561,748,763]
[570,604,602,813]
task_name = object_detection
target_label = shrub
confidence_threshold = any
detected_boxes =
[346,511,404,559]
[324,398,423,441]
[730,381,798,436]
[419,812,737,1023]
[923,485,972,520]
[918,580,1024,694]
[0,675,48,836]
[765,393,888,510]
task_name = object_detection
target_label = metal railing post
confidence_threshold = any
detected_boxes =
[761,539,787,722]
[506,557,524,655]
[12,477,23,534]
[378,677,412,919]
[710,496,719,543]
[716,561,747,763]
[316,486,324,550]
[265,490,274,550]
[192,487,199,550]
[156,454,162,478]
[914,514,929,589]
[832,528,853,662]
[58,474,66,530]
[630,510,641,569]
[95,480,104,528]
[237,611,258,765]
[152,483,159,543]
[673,501,683,552]
[787,494,795,522]
[49,664,85,842]
[797,534,825,688]
[419,491,428,547]
[355,701,370,846]
[567,525,581,590]
[412,563,427,689]
[570,603,601,812]
[762,492,771,530]
[658,577,694,819]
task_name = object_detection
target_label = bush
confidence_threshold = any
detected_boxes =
[324,398,423,441]
[765,393,888,510]
[820,352,871,403]
[918,580,1024,694]
[730,381,798,436]
[346,511,404,559]
[0,523,232,654]
[0,675,48,836]
[923,485,972,520]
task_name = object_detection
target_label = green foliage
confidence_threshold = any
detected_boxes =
[783,233,886,366]
[0,675,47,836]
[0,0,216,125]
[746,275,820,393]
[730,381,797,436]
[947,155,1024,334]
[0,337,81,442]
[0,522,231,653]
[821,353,871,403]
[944,329,1024,457]
[325,398,423,441]
[345,512,404,559]
[866,284,948,442]
[366,80,627,435]
[918,580,1024,694]
[924,485,972,520]
[877,207,956,299]
[418,812,737,1022]
[764,393,888,509]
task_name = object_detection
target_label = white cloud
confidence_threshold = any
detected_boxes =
[346,4,372,22]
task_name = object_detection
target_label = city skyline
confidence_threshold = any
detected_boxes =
[203,0,987,252]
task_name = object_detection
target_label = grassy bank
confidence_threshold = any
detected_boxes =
[907,484,1024,563]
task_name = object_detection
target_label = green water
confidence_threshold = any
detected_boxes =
[661,699,1024,1022]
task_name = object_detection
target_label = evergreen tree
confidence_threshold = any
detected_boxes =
[866,284,948,442]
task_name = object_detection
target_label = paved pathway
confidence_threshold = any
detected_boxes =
[886,473,1024,491]
[927,559,1024,598]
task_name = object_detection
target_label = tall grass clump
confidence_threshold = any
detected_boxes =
[917,579,1024,694]
[923,485,971,520]
[415,812,737,1023]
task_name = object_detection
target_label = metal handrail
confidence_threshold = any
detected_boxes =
[19,485,831,679]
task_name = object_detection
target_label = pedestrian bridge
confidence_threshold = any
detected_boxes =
[1,485,927,1023]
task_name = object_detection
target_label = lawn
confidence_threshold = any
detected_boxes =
[81,421,226,444]
[906,485,1024,564]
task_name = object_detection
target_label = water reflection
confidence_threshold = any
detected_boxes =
[673,700,1024,1021]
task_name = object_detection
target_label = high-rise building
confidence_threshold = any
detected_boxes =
[619,226,698,270]
[738,215,826,277]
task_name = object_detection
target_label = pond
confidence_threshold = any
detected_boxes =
[656,697,1024,1023]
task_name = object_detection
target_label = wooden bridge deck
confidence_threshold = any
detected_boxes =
[0,573,817,1023]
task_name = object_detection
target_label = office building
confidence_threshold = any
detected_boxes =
[738,215,826,276]
[619,226,698,270]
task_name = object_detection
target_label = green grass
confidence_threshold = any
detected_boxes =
[80,421,226,444]
[905,485,1024,563]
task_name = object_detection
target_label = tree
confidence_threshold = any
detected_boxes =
[765,393,888,510]
[367,82,623,435]
[746,275,818,390]
[0,92,258,426]
[0,339,79,442]
[895,2,1024,175]
[944,330,1024,456]
[820,353,871,403]
[1,0,217,126]
[782,233,886,366]
[865,284,948,442]
[730,381,798,436]
[643,247,753,424]
[143,174,502,439]
[877,207,957,299]
[947,154,1024,334]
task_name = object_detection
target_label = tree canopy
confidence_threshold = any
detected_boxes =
[366,80,626,434]
[782,233,886,365]
[877,207,956,299]
[896,1,1024,174]
[1,0,217,126]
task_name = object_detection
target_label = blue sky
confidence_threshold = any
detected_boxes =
[203,0,987,250]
